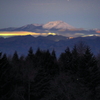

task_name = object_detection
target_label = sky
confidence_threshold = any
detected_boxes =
[0,0,100,29]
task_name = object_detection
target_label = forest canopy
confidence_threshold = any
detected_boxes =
[0,44,100,100]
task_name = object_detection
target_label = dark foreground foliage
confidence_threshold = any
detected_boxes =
[0,44,100,100]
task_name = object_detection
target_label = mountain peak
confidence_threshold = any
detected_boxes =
[21,24,42,28]
[43,21,75,29]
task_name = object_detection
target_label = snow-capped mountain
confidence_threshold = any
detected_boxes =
[20,21,75,30]
[0,21,99,38]
[0,21,76,31]
[42,21,75,29]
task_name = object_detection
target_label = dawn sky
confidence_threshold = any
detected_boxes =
[0,0,100,29]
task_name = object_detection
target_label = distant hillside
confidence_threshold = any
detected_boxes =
[0,35,100,57]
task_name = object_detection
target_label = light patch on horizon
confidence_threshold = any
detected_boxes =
[0,31,58,38]
[96,31,100,33]
[74,33,84,36]
[0,31,99,38]
[82,34,100,37]
[48,32,56,35]
[0,31,36,36]
[0,31,48,37]
[62,33,85,37]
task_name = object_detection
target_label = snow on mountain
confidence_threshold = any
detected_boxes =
[42,21,75,29]
[0,21,76,31]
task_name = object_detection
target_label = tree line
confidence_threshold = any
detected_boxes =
[0,43,100,100]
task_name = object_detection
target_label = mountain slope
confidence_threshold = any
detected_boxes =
[0,21,75,31]
[42,21,75,29]
[0,35,100,57]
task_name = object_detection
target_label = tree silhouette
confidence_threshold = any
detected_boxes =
[12,51,19,63]
[0,54,14,100]
[59,47,72,73]
[75,46,100,100]
[0,45,100,100]
[51,49,57,61]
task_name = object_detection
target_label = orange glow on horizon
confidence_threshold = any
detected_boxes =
[0,31,48,37]
[69,37,74,39]
[96,31,100,33]
[48,32,56,35]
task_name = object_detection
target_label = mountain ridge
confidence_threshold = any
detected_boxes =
[0,21,99,37]
[0,21,76,31]
[0,35,100,57]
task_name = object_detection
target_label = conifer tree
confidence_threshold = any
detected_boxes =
[71,45,80,75]
[12,51,19,63]
[35,47,42,57]
[59,47,72,73]
[30,69,51,100]
[78,47,100,100]
[26,47,36,68]
[25,47,34,100]
[35,48,44,69]
[51,49,57,61]
[0,52,2,58]
[0,54,14,100]
[26,47,34,60]
[39,50,58,76]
